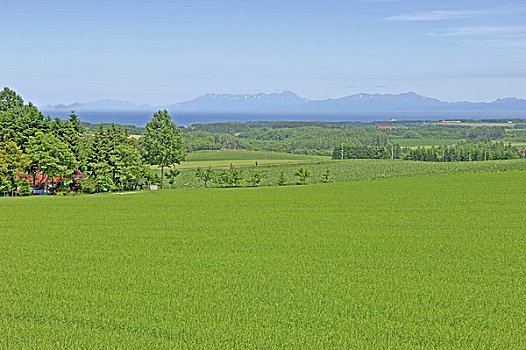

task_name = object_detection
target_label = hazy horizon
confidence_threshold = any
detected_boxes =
[2,0,526,105]
[38,90,526,108]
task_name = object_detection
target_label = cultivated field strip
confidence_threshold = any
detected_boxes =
[172,158,526,188]
[1,172,525,348]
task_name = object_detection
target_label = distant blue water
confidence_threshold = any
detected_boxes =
[41,109,523,126]
[42,110,160,126]
[41,110,392,126]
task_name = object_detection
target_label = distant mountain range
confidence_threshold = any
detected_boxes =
[42,91,526,120]
[45,99,154,111]
[166,91,309,111]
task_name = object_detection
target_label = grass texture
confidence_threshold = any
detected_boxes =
[1,171,525,348]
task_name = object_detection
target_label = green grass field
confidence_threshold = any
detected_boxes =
[177,150,329,169]
[185,150,326,162]
[1,171,525,348]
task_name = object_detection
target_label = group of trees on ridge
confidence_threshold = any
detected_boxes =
[333,141,521,161]
[0,88,184,196]
[182,120,512,156]
[193,165,329,187]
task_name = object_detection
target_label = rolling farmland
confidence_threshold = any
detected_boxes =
[171,156,526,188]
[1,171,525,348]
[4,0,526,347]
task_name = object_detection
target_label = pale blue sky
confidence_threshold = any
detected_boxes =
[1,0,525,105]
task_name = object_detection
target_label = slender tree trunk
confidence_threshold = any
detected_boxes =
[160,165,164,189]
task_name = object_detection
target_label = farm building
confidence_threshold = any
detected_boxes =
[439,120,462,124]
[18,173,63,188]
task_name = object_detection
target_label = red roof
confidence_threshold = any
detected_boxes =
[19,174,63,186]
[377,125,398,130]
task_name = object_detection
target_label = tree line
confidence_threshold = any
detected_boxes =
[194,165,329,187]
[332,141,521,162]
[404,142,520,162]
[0,88,184,196]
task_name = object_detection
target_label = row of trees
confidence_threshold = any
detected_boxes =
[194,166,330,187]
[332,141,521,162]
[195,165,263,187]
[0,88,185,195]
[404,142,520,162]
[332,144,403,160]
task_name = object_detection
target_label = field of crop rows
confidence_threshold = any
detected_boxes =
[1,171,525,348]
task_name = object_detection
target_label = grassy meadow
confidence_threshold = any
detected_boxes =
[1,171,525,348]
[185,150,326,162]
[176,150,328,169]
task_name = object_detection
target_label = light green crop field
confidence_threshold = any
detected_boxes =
[1,171,525,348]
[172,158,526,188]
[459,122,515,127]
[186,150,326,161]
[177,150,329,169]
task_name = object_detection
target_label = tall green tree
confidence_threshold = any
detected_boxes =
[27,132,76,189]
[84,125,150,192]
[0,103,51,149]
[141,110,185,188]
[51,111,85,163]
[0,141,30,194]
[0,87,24,112]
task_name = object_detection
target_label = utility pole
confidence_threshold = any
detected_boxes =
[340,143,344,160]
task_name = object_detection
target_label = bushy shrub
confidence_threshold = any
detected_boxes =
[79,178,97,194]
[17,179,31,196]
[277,171,287,186]
[295,167,310,185]
[321,168,331,183]
[247,170,266,187]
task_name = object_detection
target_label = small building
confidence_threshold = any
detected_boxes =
[439,120,462,124]
[18,174,63,188]
[377,125,398,130]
